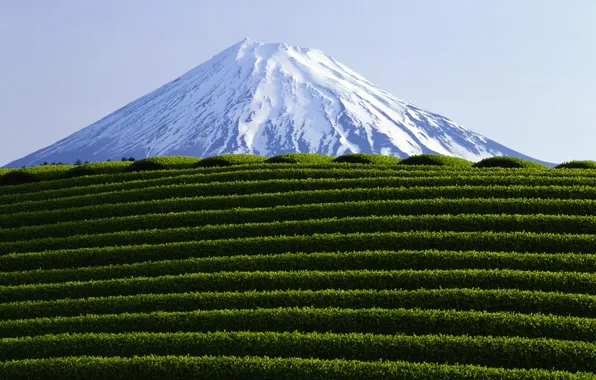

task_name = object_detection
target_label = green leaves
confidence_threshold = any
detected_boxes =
[3,288,596,321]
[5,231,596,272]
[265,153,335,164]
[126,156,202,172]
[196,154,268,167]
[2,249,594,286]
[0,355,588,380]
[399,154,473,167]
[3,269,596,304]
[5,184,596,229]
[556,160,596,169]
[333,153,403,165]
[1,331,596,372]
[7,214,596,255]
[2,306,596,342]
[5,198,596,242]
[473,157,549,169]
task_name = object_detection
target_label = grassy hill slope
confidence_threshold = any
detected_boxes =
[0,154,595,379]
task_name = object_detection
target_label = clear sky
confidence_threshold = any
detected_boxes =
[1,0,595,165]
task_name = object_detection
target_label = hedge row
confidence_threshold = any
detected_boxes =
[0,171,41,186]
[3,287,596,321]
[62,162,134,179]
[265,153,335,164]
[4,231,596,272]
[473,156,548,169]
[399,154,473,167]
[2,268,596,303]
[0,164,264,196]
[5,184,596,229]
[0,163,324,196]
[1,355,583,380]
[5,165,542,205]
[1,249,594,287]
[1,170,417,212]
[0,162,485,196]
[0,166,449,205]
[1,306,595,343]
[4,164,75,178]
[1,153,593,194]
[0,167,494,205]
[0,157,200,186]
[5,174,596,215]
[0,331,594,372]
[6,199,596,243]
[6,214,596,255]
[127,156,201,172]
[556,160,596,169]
[333,153,403,165]
[195,154,268,167]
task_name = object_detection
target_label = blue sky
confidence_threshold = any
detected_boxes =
[1,0,595,165]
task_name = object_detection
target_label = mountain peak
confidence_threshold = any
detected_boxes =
[5,41,551,167]
[236,36,258,47]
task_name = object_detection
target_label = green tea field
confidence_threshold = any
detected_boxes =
[1,153,596,379]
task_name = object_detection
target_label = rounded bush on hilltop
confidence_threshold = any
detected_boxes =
[0,170,40,186]
[127,156,202,172]
[472,156,548,169]
[555,160,596,169]
[196,154,267,167]
[265,153,335,164]
[333,153,403,165]
[63,161,134,178]
[14,164,75,181]
[398,154,473,167]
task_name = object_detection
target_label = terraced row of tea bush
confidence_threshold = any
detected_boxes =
[9,166,595,204]
[1,154,596,378]
[2,153,595,187]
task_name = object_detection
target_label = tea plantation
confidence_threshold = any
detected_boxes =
[1,153,596,379]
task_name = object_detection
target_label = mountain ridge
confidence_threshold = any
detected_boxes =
[5,38,552,167]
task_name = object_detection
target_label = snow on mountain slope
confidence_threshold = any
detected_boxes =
[5,38,551,167]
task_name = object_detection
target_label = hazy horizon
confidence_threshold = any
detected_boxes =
[1,0,595,165]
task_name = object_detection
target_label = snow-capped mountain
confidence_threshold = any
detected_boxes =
[6,38,551,167]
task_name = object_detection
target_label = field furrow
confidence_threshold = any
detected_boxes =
[4,185,596,228]
[2,249,594,286]
[4,231,596,272]
[2,288,596,320]
[5,198,596,242]
[2,269,595,303]
[4,175,596,215]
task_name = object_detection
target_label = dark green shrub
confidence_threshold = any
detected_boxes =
[11,164,75,181]
[555,160,596,169]
[0,171,40,186]
[472,156,548,169]
[127,156,201,172]
[265,153,335,164]
[196,154,267,167]
[63,162,133,178]
[333,153,402,165]
[399,154,473,167]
